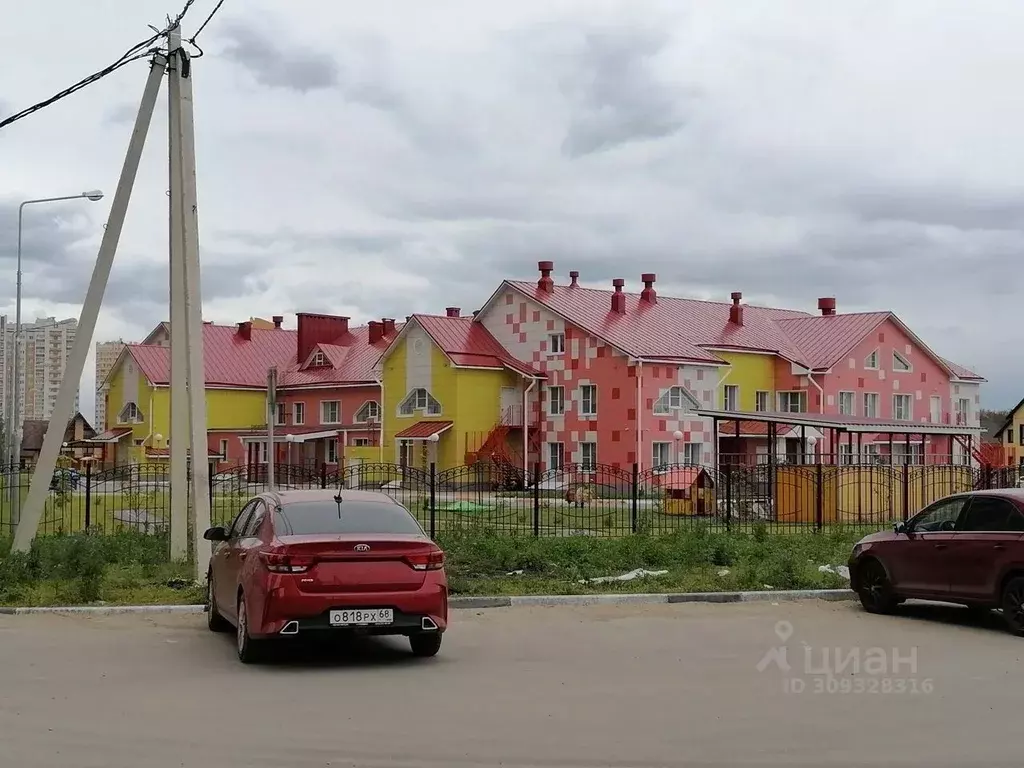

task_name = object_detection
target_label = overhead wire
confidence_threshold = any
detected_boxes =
[0,0,225,131]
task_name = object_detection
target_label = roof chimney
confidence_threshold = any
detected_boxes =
[569,270,580,287]
[236,321,252,341]
[382,318,396,335]
[472,309,480,317]
[296,313,349,363]
[445,307,460,318]
[406,315,412,322]
[729,292,744,327]
[537,260,554,293]
[368,320,384,344]
[272,315,284,329]
[818,297,837,316]
[611,278,626,314]
[640,273,657,304]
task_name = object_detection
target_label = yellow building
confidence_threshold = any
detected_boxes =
[709,349,777,412]
[96,321,296,466]
[993,401,1024,469]
[377,312,543,473]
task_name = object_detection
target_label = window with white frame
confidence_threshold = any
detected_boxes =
[218,439,229,461]
[256,441,268,463]
[777,391,806,413]
[549,333,565,355]
[864,349,879,369]
[929,396,941,423]
[309,350,329,367]
[683,442,702,465]
[293,402,305,425]
[353,437,371,447]
[755,391,770,412]
[955,397,970,426]
[863,392,879,418]
[118,402,143,424]
[547,386,565,416]
[274,402,286,425]
[892,442,924,466]
[653,386,698,415]
[723,384,739,411]
[652,442,672,468]
[892,394,912,421]
[838,443,854,466]
[580,385,597,416]
[892,351,912,372]
[548,442,564,471]
[326,440,338,464]
[838,391,855,416]
[580,441,597,469]
[398,388,442,416]
[321,400,341,424]
[354,401,380,423]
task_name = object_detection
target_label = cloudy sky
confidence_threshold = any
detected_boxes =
[2,0,1022,421]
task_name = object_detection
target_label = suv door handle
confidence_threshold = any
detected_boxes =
[239,551,248,561]
[933,543,948,550]
[994,544,1006,551]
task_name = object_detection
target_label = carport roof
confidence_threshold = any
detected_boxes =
[697,409,984,436]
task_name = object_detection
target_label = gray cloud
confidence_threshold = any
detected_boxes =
[220,22,340,93]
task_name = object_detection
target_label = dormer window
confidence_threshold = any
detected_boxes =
[398,388,442,416]
[309,350,328,367]
[892,351,912,372]
[118,402,144,424]
[355,401,381,423]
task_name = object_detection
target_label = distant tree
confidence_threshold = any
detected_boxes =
[980,409,1011,438]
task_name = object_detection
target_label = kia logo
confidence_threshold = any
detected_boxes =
[354,544,371,552]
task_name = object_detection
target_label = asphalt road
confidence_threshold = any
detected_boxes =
[1,600,1021,767]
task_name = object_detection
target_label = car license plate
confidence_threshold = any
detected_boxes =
[329,608,394,626]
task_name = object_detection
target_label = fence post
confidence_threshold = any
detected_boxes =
[983,463,992,490]
[901,463,910,521]
[533,461,541,536]
[814,462,824,532]
[429,462,437,539]
[724,462,732,532]
[84,460,92,531]
[320,462,327,489]
[631,462,639,533]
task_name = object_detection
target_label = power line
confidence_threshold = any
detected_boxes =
[0,0,226,131]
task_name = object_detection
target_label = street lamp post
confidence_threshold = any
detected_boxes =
[7,191,104,503]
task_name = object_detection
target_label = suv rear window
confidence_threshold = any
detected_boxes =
[274,499,425,536]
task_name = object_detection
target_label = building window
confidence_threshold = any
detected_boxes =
[398,388,441,416]
[293,402,305,425]
[352,438,371,447]
[118,402,143,424]
[326,439,338,464]
[755,391,770,412]
[257,441,268,463]
[892,442,923,466]
[892,351,912,372]
[309,350,328,367]
[547,386,565,416]
[864,350,879,370]
[580,441,597,469]
[1018,424,1023,447]
[274,402,286,425]
[955,397,970,426]
[652,442,672,468]
[893,394,912,421]
[653,386,697,415]
[683,442,702,465]
[723,384,739,411]
[321,401,341,424]
[863,393,879,418]
[838,443,854,466]
[929,396,941,424]
[549,333,565,355]
[548,442,564,471]
[580,385,597,416]
[838,391,855,416]
[777,391,806,413]
[218,439,229,461]
[354,401,380,423]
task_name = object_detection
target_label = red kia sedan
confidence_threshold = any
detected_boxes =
[849,489,1024,634]
[204,489,448,663]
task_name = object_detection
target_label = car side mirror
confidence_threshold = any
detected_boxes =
[894,522,907,534]
[203,526,229,541]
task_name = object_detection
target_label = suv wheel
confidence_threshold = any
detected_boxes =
[857,559,899,614]
[1001,577,1024,635]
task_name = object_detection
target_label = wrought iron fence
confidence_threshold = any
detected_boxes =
[1,459,1021,544]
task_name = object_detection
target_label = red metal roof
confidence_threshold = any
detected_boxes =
[395,420,454,439]
[503,281,811,364]
[277,323,402,388]
[127,324,298,388]
[414,315,544,376]
[772,312,890,370]
[718,420,771,436]
[941,357,985,381]
[88,428,133,443]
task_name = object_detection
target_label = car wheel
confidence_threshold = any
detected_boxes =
[857,559,899,614]
[409,632,442,658]
[236,594,265,664]
[206,572,230,633]
[1001,577,1024,635]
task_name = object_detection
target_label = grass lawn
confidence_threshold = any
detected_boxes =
[0,526,862,607]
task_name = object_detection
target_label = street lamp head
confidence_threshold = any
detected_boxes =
[673,430,684,441]
[285,434,295,443]
[154,433,163,444]
[427,433,440,443]
[82,190,104,202]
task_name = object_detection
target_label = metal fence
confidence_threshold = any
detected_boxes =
[1,460,1021,542]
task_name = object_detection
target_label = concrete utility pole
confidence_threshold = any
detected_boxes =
[266,367,277,492]
[14,29,213,580]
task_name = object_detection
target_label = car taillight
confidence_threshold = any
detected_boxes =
[259,551,315,573]
[405,550,445,571]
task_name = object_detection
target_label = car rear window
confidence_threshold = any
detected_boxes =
[274,499,425,536]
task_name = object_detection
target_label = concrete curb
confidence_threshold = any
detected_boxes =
[0,589,854,616]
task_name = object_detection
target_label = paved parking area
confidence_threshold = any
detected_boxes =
[0,600,1021,767]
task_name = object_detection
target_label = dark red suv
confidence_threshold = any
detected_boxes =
[849,489,1024,633]
[204,489,448,664]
